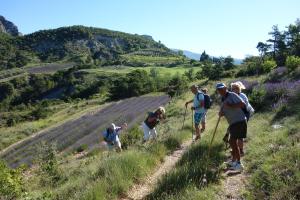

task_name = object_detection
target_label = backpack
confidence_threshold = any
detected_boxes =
[204,94,212,109]
[104,129,112,143]
[197,93,212,109]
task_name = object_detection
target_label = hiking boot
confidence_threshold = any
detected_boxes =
[229,162,244,171]
[195,135,201,141]
[200,128,205,133]
[224,160,235,167]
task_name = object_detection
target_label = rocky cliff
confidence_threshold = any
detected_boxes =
[0,15,20,36]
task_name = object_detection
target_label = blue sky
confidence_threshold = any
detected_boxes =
[1,0,299,59]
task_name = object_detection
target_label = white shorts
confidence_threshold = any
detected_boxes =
[142,122,157,141]
[107,136,121,150]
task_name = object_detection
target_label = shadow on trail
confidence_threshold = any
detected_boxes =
[146,141,225,199]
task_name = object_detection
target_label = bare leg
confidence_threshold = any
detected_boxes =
[195,124,201,140]
[229,137,240,162]
[238,139,244,155]
[201,121,206,132]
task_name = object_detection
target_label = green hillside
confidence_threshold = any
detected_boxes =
[0,25,183,70]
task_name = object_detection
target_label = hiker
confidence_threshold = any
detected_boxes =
[142,106,166,142]
[230,81,254,156]
[185,85,205,141]
[200,88,211,133]
[102,123,127,152]
[216,83,247,171]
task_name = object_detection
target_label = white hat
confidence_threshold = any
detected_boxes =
[231,81,246,90]
[158,106,165,114]
[109,123,116,130]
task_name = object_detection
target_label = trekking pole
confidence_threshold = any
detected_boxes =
[202,115,221,187]
[207,116,221,157]
[191,109,194,141]
[181,106,188,130]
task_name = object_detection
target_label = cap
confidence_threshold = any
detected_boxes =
[216,83,226,89]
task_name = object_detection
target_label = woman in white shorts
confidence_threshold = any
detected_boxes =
[142,107,166,142]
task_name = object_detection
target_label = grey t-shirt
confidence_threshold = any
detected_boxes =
[222,92,246,125]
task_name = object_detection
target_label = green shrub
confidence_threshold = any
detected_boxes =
[37,143,64,187]
[167,75,189,97]
[286,55,300,72]
[0,160,24,199]
[249,86,267,111]
[120,126,143,149]
[261,59,276,73]
[76,144,88,153]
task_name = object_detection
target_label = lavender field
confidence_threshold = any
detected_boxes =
[0,95,170,168]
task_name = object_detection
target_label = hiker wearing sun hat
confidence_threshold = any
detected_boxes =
[216,82,247,171]
[230,81,255,156]
[102,122,127,152]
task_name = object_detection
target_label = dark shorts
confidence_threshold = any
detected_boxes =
[229,120,247,139]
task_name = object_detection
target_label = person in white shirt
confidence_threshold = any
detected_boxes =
[102,123,127,152]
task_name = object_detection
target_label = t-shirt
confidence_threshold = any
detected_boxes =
[193,91,205,114]
[239,93,249,107]
[144,112,160,129]
[221,92,246,125]
[102,126,122,142]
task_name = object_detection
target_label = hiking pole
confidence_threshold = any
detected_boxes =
[201,115,221,187]
[181,106,188,130]
[192,109,194,141]
[207,116,221,157]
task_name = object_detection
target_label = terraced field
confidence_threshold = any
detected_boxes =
[0,95,170,168]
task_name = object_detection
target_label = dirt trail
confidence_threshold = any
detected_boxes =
[120,140,192,200]
[218,171,248,200]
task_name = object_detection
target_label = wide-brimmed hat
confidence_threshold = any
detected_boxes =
[157,106,165,114]
[231,81,246,90]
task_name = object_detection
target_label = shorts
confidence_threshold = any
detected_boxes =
[194,112,204,125]
[229,120,247,139]
[142,122,157,141]
[107,136,121,150]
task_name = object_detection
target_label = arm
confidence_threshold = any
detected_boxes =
[185,100,193,107]
[116,123,128,134]
[224,101,245,109]
[224,93,246,109]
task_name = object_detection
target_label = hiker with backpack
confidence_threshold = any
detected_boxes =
[200,88,212,133]
[102,123,127,152]
[230,81,254,156]
[216,83,247,171]
[185,85,206,141]
[142,106,166,142]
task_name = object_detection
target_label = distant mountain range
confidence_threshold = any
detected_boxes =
[172,49,243,65]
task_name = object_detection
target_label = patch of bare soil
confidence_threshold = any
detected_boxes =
[218,171,249,200]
